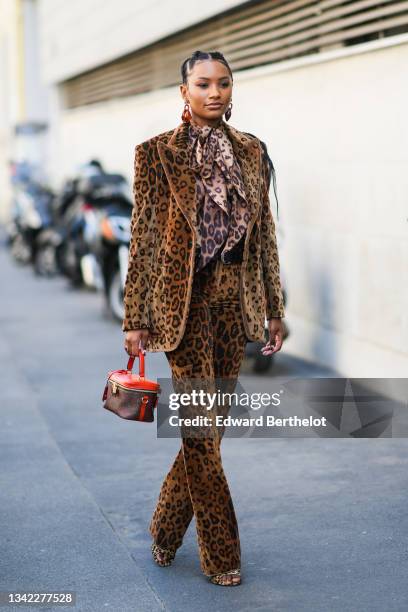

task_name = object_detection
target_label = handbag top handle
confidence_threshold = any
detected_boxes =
[127,351,145,378]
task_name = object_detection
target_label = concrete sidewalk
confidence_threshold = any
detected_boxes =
[0,236,407,612]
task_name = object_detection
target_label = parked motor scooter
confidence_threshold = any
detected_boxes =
[61,170,132,291]
[33,160,105,281]
[95,199,132,320]
[7,160,54,265]
[33,177,79,277]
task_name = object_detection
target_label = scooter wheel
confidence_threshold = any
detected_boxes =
[108,268,125,322]
[34,244,58,277]
[11,234,31,264]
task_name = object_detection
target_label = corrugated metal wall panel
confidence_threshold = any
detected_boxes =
[63,0,408,108]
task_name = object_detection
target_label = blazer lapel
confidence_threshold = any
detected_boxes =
[157,120,261,234]
[157,122,197,233]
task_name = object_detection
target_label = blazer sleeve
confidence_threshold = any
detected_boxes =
[259,142,285,319]
[122,144,152,332]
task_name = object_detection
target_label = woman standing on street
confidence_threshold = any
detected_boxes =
[123,50,286,587]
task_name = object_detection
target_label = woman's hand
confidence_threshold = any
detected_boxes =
[124,329,150,356]
[261,318,284,355]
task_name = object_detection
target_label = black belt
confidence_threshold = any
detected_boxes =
[194,233,245,268]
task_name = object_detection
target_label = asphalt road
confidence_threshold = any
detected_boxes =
[1,235,407,612]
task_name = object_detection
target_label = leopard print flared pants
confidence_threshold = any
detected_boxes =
[149,257,248,576]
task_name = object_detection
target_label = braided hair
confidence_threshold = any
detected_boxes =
[244,134,280,221]
[181,50,233,84]
[261,139,279,222]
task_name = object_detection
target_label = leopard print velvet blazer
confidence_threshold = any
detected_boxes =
[122,119,285,352]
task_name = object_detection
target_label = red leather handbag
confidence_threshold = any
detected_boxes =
[102,351,161,422]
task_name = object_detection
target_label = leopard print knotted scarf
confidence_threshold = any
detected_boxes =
[188,119,251,272]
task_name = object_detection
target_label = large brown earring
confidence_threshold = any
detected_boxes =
[181,102,192,123]
[225,102,233,122]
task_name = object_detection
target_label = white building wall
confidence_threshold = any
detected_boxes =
[0,0,21,222]
[0,0,52,222]
[38,0,245,83]
[52,36,408,377]
[22,0,49,121]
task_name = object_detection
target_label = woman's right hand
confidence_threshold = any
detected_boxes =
[124,329,150,356]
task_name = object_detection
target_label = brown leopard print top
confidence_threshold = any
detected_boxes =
[188,119,252,271]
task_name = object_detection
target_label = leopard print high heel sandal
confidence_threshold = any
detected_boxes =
[151,542,176,567]
[209,568,241,586]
